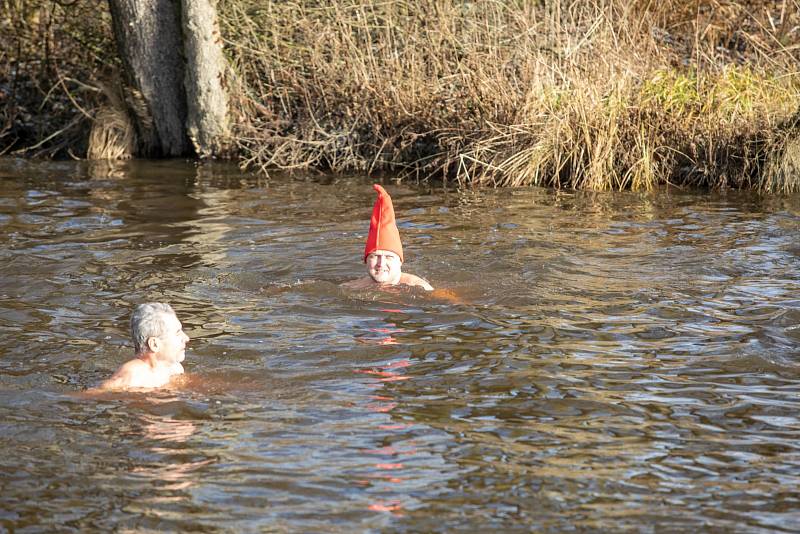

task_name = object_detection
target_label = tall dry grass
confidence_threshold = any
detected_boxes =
[219,0,800,192]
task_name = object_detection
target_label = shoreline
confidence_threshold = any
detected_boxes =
[2,0,798,192]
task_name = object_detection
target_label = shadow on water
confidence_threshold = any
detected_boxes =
[1,157,800,531]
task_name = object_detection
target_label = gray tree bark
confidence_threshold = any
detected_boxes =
[108,0,190,157]
[182,0,231,158]
[107,0,231,158]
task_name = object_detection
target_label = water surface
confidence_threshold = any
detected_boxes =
[1,158,799,532]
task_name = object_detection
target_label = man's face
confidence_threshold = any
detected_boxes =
[366,250,402,285]
[155,313,190,364]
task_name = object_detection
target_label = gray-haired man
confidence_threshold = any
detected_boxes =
[100,303,190,390]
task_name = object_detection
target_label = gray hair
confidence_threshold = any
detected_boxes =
[130,302,176,354]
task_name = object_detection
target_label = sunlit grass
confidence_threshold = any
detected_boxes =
[219,0,800,192]
[2,0,798,191]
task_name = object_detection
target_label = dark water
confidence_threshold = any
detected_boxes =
[1,158,799,532]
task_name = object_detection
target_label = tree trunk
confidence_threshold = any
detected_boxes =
[108,0,191,157]
[182,0,231,158]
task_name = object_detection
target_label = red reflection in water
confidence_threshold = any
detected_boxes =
[369,501,404,514]
[378,375,408,382]
[366,445,399,455]
[356,325,406,346]
[369,473,407,483]
[355,358,412,382]
[372,327,405,334]
[354,369,402,378]
[352,338,415,516]
[366,444,418,456]
[384,359,410,368]
[375,463,404,470]
[367,396,398,412]
[356,335,398,345]
[369,503,403,515]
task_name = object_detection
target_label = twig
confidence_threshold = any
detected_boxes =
[11,115,82,154]
[56,65,94,119]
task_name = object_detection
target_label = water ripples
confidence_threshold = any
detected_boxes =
[0,159,799,531]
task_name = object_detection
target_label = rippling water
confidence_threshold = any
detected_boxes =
[1,158,799,532]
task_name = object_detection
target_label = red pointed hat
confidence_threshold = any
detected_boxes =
[364,184,404,263]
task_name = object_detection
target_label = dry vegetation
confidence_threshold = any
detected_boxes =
[220,0,800,192]
[0,0,117,158]
[2,0,799,191]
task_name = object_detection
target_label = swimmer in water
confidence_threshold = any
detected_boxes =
[342,184,433,291]
[99,302,189,390]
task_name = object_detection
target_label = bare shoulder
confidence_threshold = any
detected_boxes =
[99,358,147,390]
[400,273,433,291]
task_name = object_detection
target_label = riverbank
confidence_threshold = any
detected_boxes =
[2,1,799,191]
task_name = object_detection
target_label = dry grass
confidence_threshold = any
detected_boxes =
[87,104,135,160]
[3,0,799,191]
[219,0,800,192]
[0,0,117,158]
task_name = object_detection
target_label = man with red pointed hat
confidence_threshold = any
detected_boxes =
[342,184,433,291]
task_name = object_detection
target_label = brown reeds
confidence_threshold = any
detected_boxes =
[87,104,135,160]
[219,0,800,191]
[3,0,798,191]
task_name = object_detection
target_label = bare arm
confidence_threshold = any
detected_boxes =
[399,273,433,291]
[430,288,463,303]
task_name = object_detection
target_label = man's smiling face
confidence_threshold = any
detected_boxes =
[366,249,402,285]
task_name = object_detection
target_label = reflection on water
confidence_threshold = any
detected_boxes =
[0,157,799,531]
